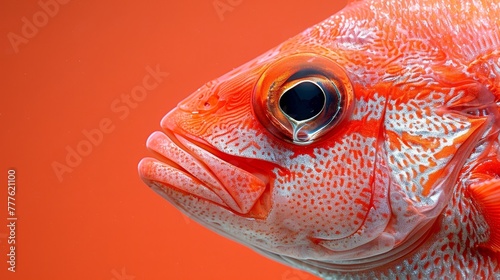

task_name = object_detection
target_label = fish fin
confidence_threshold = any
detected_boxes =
[469,178,500,252]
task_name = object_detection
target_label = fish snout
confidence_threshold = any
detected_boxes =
[138,129,272,216]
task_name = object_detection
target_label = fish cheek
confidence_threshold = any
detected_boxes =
[269,135,379,241]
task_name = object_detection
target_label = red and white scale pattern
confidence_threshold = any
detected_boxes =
[140,0,500,278]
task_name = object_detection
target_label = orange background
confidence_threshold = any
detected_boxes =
[0,1,347,279]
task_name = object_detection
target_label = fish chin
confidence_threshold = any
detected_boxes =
[138,129,275,218]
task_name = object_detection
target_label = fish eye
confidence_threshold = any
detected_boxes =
[279,81,326,121]
[252,53,353,145]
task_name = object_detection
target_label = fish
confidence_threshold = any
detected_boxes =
[138,0,500,278]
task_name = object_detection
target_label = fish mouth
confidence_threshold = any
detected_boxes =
[138,129,274,218]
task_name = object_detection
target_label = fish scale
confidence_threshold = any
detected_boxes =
[138,0,500,278]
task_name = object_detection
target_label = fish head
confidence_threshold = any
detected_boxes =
[138,0,498,272]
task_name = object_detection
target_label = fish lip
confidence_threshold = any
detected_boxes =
[139,128,273,217]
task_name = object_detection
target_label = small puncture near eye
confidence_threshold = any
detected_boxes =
[252,53,353,145]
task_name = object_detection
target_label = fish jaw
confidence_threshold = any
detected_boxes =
[138,127,276,216]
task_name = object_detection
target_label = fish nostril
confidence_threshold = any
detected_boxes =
[202,95,219,110]
[178,81,221,113]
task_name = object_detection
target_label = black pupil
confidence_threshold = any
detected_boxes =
[279,82,325,121]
